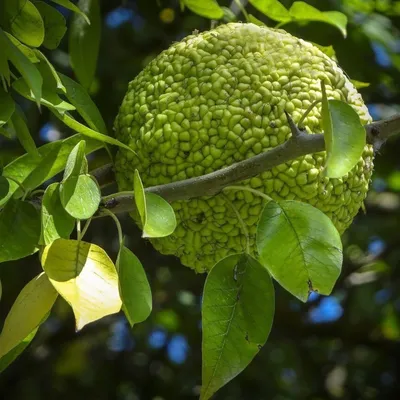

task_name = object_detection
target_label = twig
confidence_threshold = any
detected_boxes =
[98,114,400,216]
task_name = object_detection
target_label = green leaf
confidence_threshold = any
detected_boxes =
[350,79,370,89]
[0,176,10,201]
[62,140,86,181]
[0,85,15,127]
[41,183,75,245]
[10,106,39,158]
[59,73,107,134]
[247,14,266,26]
[0,200,41,263]
[0,273,57,358]
[12,77,75,115]
[34,1,67,50]
[201,253,274,400]
[0,125,14,139]
[35,50,66,93]
[1,0,45,47]
[60,174,101,219]
[321,83,366,178]
[0,328,37,373]
[133,170,177,238]
[50,0,90,24]
[1,134,102,206]
[289,1,348,37]
[0,28,42,104]
[41,239,122,330]
[117,246,152,327]
[181,0,224,19]
[249,0,290,22]
[53,111,135,152]
[69,0,101,89]
[312,43,337,61]
[0,47,10,85]
[5,33,40,63]
[256,200,343,302]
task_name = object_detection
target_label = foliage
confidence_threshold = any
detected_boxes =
[0,1,399,399]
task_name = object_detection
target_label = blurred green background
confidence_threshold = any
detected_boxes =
[1,0,400,399]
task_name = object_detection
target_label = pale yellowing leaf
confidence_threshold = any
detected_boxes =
[41,239,122,330]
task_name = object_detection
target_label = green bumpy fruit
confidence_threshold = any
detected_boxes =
[114,23,374,273]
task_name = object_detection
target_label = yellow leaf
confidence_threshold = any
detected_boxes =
[0,273,57,358]
[41,239,122,330]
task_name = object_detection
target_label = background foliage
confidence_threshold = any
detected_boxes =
[1,0,400,399]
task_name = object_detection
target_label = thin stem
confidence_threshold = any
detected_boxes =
[102,208,124,245]
[76,220,82,242]
[223,185,273,202]
[30,189,45,197]
[222,193,250,254]
[234,0,249,20]
[80,218,92,239]
[298,100,321,127]
[3,176,27,196]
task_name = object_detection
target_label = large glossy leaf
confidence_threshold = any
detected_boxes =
[59,73,107,134]
[249,0,290,22]
[60,174,101,219]
[41,183,75,245]
[41,239,122,330]
[0,85,15,127]
[256,200,343,302]
[321,98,366,179]
[289,2,347,37]
[117,246,152,327]
[0,273,57,358]
[181,0,224,19]
[50,0,90,24]
[1,0,44,47]
[1,134,102,206]
[10,106,39,158]
[201,254,274,400]
[133,170,176,238]
[35,1,67,49]
[0,200,41,263]
[0,28,42,104]
[69,0,101,89]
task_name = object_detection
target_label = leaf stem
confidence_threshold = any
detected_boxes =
[76,220,82,242]
[102,191,134,203]
[80,218,92,240]
[222,193,250,254]
[102,208,123,246]
[223,185,273,202]
[298,100,321,127]
[3,176,27,198]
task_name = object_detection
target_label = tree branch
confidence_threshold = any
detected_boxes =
[99,114,400,216]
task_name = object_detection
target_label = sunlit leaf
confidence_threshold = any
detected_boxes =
[35,1,67,50]
[62,140,86,182]
[133,170,176,238]
[0,328,37,373]
[12,77,75,115]
[41,183,75,245]
[35,50,66,93]
[1,134,102,206]
[289,1,348,37]
[60,174,101,219]
[350,79,370,89]
[0,273,57,358]
[201,254,274,400]
[1,0,45,47]
[249,0,290,22]
[10,106,39,158]
[69,0,101,89]
[50,0,90,24]
[0,200,41,263]
[117,246,152,327]
[52,111,135,152]
[41,239,122,330]
[0,28,42,104]
[5,33,40,63]
[181,0,224,19]
[321,82,366,178]
[257,200,343,302]
[0,85,15,127]
[59,73,107,134]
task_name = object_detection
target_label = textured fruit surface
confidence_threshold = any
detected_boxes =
[114,23,374,272]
